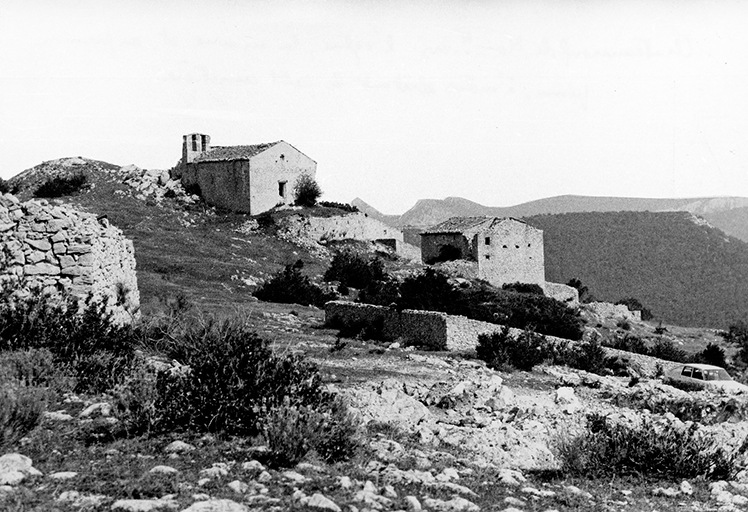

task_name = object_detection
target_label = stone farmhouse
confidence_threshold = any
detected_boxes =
[421,216,545,287]
[172,133,317,215]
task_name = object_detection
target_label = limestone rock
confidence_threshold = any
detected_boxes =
[165,441,196,454]
[111,497,179,511]
[299,493,342,512]
[345,379,431,429]
[180,499,248,512]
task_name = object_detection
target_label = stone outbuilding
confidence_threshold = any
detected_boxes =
[172,133,317,215]
[0,194,140,324]
[421,216,545,287]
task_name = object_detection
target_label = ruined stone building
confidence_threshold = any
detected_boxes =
[172,133,317,215]
[420,217,545,287]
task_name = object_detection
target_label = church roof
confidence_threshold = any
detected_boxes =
[193,142,281,163]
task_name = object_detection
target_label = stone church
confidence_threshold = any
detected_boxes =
[172,133,317,214]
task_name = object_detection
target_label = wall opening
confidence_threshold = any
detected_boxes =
[191,135,198,152]
[278,181,287,199]
[485,237,491,245]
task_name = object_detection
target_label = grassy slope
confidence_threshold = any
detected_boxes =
[525,211,748,328]
[10,161,329,315]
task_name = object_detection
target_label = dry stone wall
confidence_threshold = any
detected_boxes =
[0,194,139,323]
[325,301,569,351]
[277,212,404,245]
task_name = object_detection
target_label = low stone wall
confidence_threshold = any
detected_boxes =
[0,194,139,323]
[586,302,641,322]
[278,212,404,245]
[325,301,569,351]
[541,282,579,306]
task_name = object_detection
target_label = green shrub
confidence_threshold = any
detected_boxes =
[502,282,544,295]
[609,333,649,355]
[0,384,48,449]
[357,278,400,306]
[294,174,322,207]
[0,179,11,194]
[0,348,71,390]
[398,268,460,313]
[616,319,631,331]
[425,244,462,264]
[691,342,727,368]
[318,201,359,213]
[649,338,688,363]
[254,261,336,307]
[145,315,326,437]
[567,336,609,375]
[555,413,745,480]
[33,173,88,198]
[721,321,748,365]
[324,250,386,289]
[264,395,360,467]
[458,286,584,341]
[0,286,137,394]
[476,327,549,371]
[567,278,594,303]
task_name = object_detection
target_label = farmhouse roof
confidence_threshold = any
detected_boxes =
[194,142,281,163]
[421,216,530,235]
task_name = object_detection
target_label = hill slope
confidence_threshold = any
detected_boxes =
[524,211,748,328]
[362,194,748,243]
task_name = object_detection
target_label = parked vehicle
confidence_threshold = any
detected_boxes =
[665,363,748,393]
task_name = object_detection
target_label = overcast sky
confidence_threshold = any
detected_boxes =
[2,0,747,214]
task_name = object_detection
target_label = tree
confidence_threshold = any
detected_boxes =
[567,278,594,303]
[294,174,322,207]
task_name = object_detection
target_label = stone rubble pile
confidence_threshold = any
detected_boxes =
[116,164,199,205]
[0,193,139,323]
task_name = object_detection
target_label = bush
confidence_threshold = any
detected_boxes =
[649,338,688,363]
[476,327,549,371]
[502,282,544,295]
[318,201,359,213]
[555,413,745,480]
[357,278,400,306]
[721,321,748,365]
[0,286,138,394]
[567,278,594,303]
[0,178,11,194]
[0,384,48,449]
[426,244,462,264]
[458,286,585,341]
[0,348,71,390]
[264,395,360,467]
[609,333,649,355]
[254,261,336,308]
[567,336,609,375]
[331,316,386,342]
[294,174,322,207]
[692,342,727,368]
[34,173,88,198]
[324,250,386,289]
[398,268,461,313]
[144,315,326,437]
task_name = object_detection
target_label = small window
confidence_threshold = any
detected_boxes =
[201,134,208,151]
[485,237,491,245]
[528,243,531,247]
[485,255,490,260]
[692,369,704,380]
[681,367,692,377]
[502,245,508,249]
[278,181,287,198]
[191,135,198,152]
[515,245,519,249]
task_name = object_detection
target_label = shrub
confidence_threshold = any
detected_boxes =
[318,201,359,213]
[721,321,748,365]
[0,348,71,390]
[476,327,549,372]
[0,178,11,194]
[331,316,386,342]
[426,244,462,264]
[254,261,336,308]
[145,315,326,437]
[183,182,202,197]
[294,174,322,207]
[615,297,653,321]
[502,282,544,295]
[567,278,594,303]
[555,413,745,480]
[398,268,461,313]
[0,286,137,394]
[567,336,609,375]
[0,384,48,449]
[357,278,400,306]
[616,319,631,331]
[458,286,585,341]
[609,333,649,355]
[649,338,688,363]
[692,342,727,368]
[34,173,88,198]
[324,250,386,289]
[264,395,359,467]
